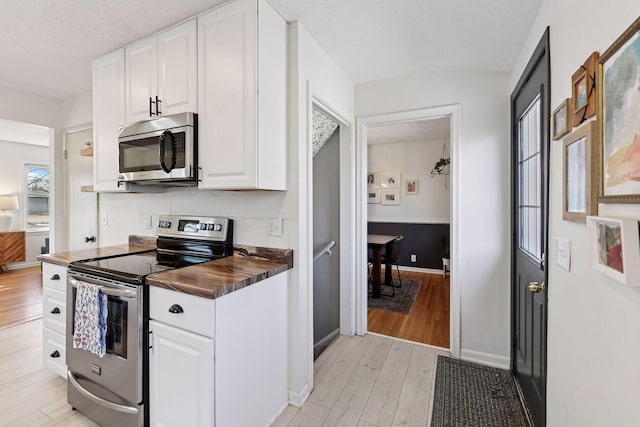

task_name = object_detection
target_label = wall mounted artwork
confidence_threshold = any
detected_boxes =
[587,216,640,286]
[562,121,598,222]
[380,189,400,205]
[368,187,380,204]
[553,98,573,140]
[380,172,401,189]
[572,52,598,127]
[598,16,640,202]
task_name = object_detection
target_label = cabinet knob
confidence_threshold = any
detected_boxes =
[50,350,60,358]
[50,307,61,314]
[168,304,184,314]
[50,274,60,280]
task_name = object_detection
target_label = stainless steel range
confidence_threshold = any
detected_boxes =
[66,215,233,427]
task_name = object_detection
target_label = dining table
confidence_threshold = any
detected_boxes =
[367,234,399,299]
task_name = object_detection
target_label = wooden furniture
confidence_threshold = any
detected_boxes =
[0,231,26,272]
[367,234,399,299]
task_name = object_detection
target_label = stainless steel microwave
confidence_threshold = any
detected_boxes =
[118,112,197,185]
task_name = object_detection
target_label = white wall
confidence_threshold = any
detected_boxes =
[61,91,92,129]
[0,140,50,264]
[356,71,511,366]
[511,1,640,425]
[367,139,450,222]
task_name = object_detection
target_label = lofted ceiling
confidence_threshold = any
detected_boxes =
[367,118,450,145]
[0,0,542,101]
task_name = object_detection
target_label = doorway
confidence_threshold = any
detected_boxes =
[356,104,461,358]
[63,127,98,251]
[365,118,451,348]
[510,28,550,427]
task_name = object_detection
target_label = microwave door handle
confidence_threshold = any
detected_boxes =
[159,130,175,173]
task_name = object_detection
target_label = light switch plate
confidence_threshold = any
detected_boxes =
[267,218,283,237]
[554,237,571,271]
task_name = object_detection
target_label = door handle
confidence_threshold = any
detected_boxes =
[155,95,161,115]
[149,97,155,116]
[85,236,96,243]
[528,281,545,293]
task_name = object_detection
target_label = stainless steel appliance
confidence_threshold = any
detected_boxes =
[66,215,233,427]
[118,112,197,185]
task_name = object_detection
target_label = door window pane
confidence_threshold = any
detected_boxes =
[518,96,542,260]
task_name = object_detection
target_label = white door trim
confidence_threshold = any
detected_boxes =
[355,104,462,358]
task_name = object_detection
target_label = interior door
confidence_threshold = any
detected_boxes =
[510,28,550,427]
[65,128,98,250]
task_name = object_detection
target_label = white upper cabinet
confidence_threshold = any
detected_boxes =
[93,49,129,192]
[198,0,287,190]
[125,19,197,124]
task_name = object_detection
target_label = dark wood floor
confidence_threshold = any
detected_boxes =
[0,265,43,329]
[368,270,450,348]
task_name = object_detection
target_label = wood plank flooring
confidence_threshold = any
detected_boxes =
[272,333,449,426]
[367,270,450,348]
[0,319,97,426]
[0,265,43,329]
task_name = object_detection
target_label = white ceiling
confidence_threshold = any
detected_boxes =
[367,117,450,145]
[0,0,542,101]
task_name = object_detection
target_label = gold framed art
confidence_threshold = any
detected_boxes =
[562,121,599,222]
[572,52,598,127]
[553,98,573,140]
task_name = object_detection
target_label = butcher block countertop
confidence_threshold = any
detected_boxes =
[146,255,290,299]
[37,244,156,267]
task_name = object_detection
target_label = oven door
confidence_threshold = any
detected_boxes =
[66,273,143,409]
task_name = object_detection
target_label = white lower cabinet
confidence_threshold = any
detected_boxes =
[149,320,214,427]
[41,262,68,378]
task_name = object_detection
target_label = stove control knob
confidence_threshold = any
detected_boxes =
[207,223,214,230]
[165,221,171,228]
[158,221,163,228]
[213,224,222,232]
[200,223,207,230]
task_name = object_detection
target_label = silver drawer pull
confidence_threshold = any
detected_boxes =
[169,304,184,314]
[68,371,138,415]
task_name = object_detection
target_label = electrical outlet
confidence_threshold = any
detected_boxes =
[103,213,109,226]
[267,218,283,237]
[410,254,417,263]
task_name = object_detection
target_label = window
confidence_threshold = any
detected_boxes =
[25,165,50,230]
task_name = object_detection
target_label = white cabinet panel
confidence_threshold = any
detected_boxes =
[125,37,158,124]
[43,287,66,335]
[149,286,215,338]
[198,0,286,190]
[158,20,197,116]
[93,49,128,192]
[42,262,69,379]
[149,320,214,427]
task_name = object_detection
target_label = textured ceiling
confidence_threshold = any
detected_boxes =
[368,118,450,145]
[0,0,542,101]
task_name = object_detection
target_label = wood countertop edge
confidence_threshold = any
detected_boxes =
[37,244,156,267]
[146,262,290,299]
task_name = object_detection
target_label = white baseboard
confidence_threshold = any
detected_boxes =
[314,328,340,349]
[7,262,41,270]
[395,265,443,276]
[288,384,310,408]
[460,349,510,370]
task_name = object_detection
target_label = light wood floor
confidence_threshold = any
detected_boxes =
[0,319,98,426]
[368,270,450,348]
[273,333,449,426]
[0,265,43,329]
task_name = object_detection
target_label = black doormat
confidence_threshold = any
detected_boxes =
[367,278,421,314]
[431,356,530,427]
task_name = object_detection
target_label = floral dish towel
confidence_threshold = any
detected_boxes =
[72,279,108,358]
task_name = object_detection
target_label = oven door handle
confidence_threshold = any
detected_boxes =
[67,370,139,415]
[69,278,137,299]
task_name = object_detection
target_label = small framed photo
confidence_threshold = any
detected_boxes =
[552,98,573,140]
[572,52,598,127]
[367,187,380,204]
[380,172,401,189]
[406,179,418,195]
[562,121,598,222]
[587,216,640,286]
[380,189,400,205]
[367,172,379,186]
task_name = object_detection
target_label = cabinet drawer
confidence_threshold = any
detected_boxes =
[43,328,66,378]
[43,288,66,335]
[150,287,215,338]
[42,263,68,292]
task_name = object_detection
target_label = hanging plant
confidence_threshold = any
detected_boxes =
[430,157,450,177]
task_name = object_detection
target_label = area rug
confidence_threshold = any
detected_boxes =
[431,356,530,427]
[367,277,421,314]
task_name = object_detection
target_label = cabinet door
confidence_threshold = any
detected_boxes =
[93,50,128,192]
[149,320,214,427]
[198,0,257,189]
[158,20,197,117]
[125,37,158,124]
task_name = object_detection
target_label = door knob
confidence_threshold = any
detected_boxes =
[528,281,545,293]
[85,236,96,243]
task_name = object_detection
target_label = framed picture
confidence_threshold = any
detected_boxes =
[367,172,379,186]
[587,216,640,286]
[562,121,598,222]
[380,189,400,205]
[552,98,573,140]
[406,179,418,195]
[367,187,380,204]
[597,16,640,202]
[572,52,598,127]
[380,172,401,189]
